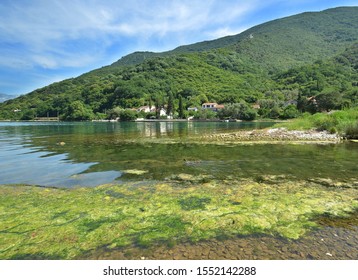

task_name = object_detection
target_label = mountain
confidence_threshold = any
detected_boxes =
[113,7,358,69]
[0,6,357,120]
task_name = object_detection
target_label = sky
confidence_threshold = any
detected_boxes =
[0,0,357,96]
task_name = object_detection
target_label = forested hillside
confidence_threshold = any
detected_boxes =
[0,7,357,121]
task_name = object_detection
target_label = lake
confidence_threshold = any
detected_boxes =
[1,121,358,187]
[1,121,357,260]
[0,121,277,187]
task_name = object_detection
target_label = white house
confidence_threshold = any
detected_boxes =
[202,103,224,111]
[137,106,152,113]
[136,106,167,116]
[187,107,198,112]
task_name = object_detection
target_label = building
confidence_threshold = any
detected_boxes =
[136,106,167,116]
[187,107,198,112]
[252,103,261,109]
[201,103,224,111]
[137,106,152,113]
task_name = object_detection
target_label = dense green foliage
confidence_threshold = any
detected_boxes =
[276,107,358,138]
[0,7,357,121]
[276,43,358,112]
[217,103,257,121]
[118,109,138,121]
[114,7,358,68]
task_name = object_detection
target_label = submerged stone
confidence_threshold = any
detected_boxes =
[122,169,148,175]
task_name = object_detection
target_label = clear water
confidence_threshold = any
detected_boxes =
[1,121,358,187]
[1,121,358,260]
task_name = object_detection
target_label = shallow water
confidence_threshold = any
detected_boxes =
[1,121,358,260]
[83,213,358,260]
[1,121,358,187]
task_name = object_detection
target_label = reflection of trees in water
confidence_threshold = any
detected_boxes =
[3,122,358,186]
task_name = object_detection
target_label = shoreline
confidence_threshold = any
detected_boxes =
[198,127,342,144]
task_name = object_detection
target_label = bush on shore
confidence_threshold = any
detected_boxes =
[276,107,358,139]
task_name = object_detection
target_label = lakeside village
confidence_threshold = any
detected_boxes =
[98,99,300,122]
[112,102,228,122]
[9,96,304,122]
[101,99,301,122]
[11,102,229,122]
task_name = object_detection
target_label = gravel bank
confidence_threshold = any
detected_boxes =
[200,128,341,144]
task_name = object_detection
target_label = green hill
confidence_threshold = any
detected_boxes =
[1,7,357,121]
[114,7,358,69]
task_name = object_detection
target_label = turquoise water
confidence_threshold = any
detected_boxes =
[1,121,357,187]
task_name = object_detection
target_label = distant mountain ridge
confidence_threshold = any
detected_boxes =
[0,93,14,103]
[113,6,358,68]
[0,6,357,120]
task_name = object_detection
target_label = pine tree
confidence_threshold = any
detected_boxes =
[178,95,184,119]
[166,92,174,117]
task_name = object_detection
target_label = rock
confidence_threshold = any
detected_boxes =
[123,169,148,175]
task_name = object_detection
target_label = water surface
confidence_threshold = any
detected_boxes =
[1,121,358,260]
[1,121,358,187]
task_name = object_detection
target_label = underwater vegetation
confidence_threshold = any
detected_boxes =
[1,177,357,259]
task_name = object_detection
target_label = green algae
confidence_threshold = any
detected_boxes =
[1,178,358,259]
[179,196,211,210]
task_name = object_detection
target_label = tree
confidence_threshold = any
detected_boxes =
[178,95,185,119]
[20,109,36,120]
[296,92,306,112]
[315,91,342,112]
[217,103,257,121]
[281,105,300,119]
[63,101,94,121]
[258,99,281,118]
[119,109,138,121]
[154,95,164,119]
[106,107,122,120]
[166,92,174,117]
[194,109,217,120]
[268,106,282,119]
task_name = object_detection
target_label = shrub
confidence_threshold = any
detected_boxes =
[275,106,358,135]
[344,121,358,139]
[217,103,257,121]
[312,114,337,131]
[119,109,138,121]
[281,105,300,119]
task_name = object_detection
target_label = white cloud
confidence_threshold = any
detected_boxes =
[207,26,249,39]
[4,0,315,74]
[31,56,58,69]
[0,0,259,51]
[2,0,355,94]
[0,0,274,83]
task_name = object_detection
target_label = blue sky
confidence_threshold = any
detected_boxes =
[1,0,357,96]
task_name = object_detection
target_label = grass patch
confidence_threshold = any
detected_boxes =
[344,121,358,139]
[275,107,358,138]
